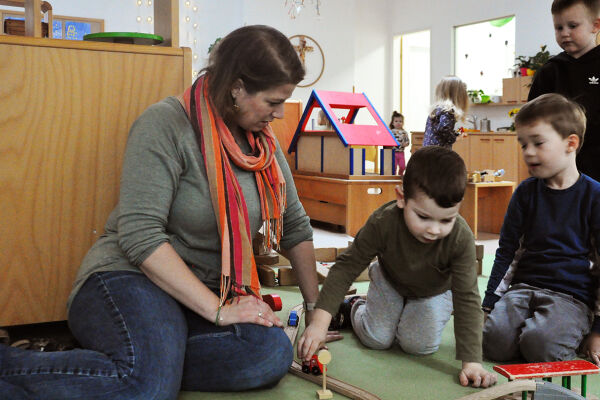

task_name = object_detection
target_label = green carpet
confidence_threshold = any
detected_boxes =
[178,256,600,399]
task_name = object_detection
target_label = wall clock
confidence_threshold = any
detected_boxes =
[289,34,325,87]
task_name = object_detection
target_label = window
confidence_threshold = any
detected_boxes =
[454,16,515,96]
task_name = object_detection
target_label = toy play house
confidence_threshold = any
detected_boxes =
[288,90,401,177]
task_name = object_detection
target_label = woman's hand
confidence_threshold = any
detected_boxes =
[459,362,497,388]
[297,309,332,361]
[219,295,282,328]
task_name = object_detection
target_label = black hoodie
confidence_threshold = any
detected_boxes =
[528,45,600,182]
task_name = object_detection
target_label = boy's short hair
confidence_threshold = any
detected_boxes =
[403,146,466,208]
[551,0,600,18]
[515,93,586,151]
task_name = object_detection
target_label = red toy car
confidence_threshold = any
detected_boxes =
[302,354,323,375]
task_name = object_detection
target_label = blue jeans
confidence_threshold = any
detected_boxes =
[0,271,292,400]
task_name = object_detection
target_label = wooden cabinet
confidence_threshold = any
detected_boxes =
[293,174,401,237]
[411,132,528,184]
[270,100,302,172]
[502,76,532,103]
[0,35,191,326]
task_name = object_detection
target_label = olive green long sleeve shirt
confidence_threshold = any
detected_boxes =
[316,201,483,362]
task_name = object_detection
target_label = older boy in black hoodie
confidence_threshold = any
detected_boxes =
[528,0,600,181]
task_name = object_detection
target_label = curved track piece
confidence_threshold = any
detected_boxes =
[455,380,537,400]
[285,304,381,400]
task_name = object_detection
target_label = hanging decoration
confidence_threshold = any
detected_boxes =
[285,0,321,19]
[289,34,325,87]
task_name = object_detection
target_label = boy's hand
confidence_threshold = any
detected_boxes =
[297,309,332,361]
[584,332,600,366]
[459,362,497,388]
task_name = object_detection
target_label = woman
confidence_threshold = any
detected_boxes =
[0,25,320,399]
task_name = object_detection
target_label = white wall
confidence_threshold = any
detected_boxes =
[387,0,562,129]
[5,0,561,127]
[239,0,359,108]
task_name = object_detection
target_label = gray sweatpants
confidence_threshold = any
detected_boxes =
[350,262,453,355]
[483,283,592,362]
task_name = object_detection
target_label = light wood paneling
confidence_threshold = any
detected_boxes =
[461,182,515,238]
[0,35,191,326]
[411,131,529,184]
[270,100,302,171]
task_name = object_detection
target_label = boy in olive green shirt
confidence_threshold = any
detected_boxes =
[298,146,496,388]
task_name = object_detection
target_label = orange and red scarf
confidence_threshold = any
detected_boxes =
[182,76,286,306]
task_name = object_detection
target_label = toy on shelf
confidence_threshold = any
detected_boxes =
[468,169,505,183]
[288,90,401,178]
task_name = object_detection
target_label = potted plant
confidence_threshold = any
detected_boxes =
[467,89,491,104]
[514,55,531,76]
[528,45,551,73]
[468,89,484,103]
[514,45,552,76]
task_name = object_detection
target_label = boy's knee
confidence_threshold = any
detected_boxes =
[397,337,438,355]
[350,300,395,350]
[482,322,514,361]
[519,327,574,362]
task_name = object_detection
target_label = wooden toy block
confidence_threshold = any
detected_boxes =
[262,294,282,311]
[278,266,299,286]
[257,265,277,287]
[315,247,337,262]
[254,253,279,266]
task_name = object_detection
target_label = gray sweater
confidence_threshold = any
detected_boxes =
[68,97,313,309]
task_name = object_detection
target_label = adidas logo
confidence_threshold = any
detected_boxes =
[589,76,599,85]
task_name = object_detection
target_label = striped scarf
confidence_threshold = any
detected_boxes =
[182,76,286,306]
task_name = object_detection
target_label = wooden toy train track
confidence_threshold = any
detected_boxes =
[284,303,381,400]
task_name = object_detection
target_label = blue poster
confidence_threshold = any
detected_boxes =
[52,20,62,39]
[64,21,91,41]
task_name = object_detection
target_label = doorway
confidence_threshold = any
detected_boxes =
[393,30,430,156]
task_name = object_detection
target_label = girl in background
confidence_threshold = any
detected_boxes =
[389,111,409,176]
[423,76,469,149]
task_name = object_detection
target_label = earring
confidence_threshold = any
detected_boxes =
[232,98,240,112]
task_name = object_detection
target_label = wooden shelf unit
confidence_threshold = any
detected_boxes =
[293,174,401,237]
[0,35,192,326]
[411,132,529,184]
[461,182,516,238]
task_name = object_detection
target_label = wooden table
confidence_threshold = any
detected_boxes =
[293,174,401,237]
[460,181,516,238]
